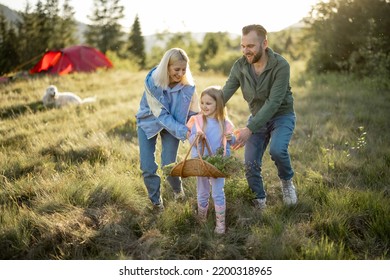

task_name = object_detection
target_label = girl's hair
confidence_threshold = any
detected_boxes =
[201,85,229,136]
[152,48,194,89]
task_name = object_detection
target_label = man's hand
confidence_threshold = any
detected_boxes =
[231,127,252,150]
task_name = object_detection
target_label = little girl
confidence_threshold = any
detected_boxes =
[186,85,236,234]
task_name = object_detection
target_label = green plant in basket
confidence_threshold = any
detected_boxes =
[202,147,245,176]
[162,147,244,177]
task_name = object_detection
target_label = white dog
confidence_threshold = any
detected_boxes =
[42,85,96,108]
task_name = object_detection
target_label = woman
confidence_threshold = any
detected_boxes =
[135,48,199,211]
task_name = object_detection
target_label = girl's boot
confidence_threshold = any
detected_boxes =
[214,204,226,234]
[197,203,208,222]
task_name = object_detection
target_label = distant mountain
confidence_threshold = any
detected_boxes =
[0,4,86,44]
[0,4,22,25]
[143,32,213,53]
[285,19,308,30]
[143,32,241,53]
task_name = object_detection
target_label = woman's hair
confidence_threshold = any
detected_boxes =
[201,85,229,136]
[152,48,194,89]
[242,24,268,41]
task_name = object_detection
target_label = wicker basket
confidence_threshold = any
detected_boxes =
[170,135,226,178]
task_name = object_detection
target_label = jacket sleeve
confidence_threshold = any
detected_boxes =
[156,109,189,141]
[145,82,190,141]
[222,62,241,105]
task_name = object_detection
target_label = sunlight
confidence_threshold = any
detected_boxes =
[1,0,322,35]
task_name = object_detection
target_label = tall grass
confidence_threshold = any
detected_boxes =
[0,66,389,260]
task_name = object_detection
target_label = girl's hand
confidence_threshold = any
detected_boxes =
[196,131,205,139]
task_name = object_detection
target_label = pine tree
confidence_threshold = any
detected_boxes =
[60,0,77,47]
[127,14,145,69]
[13,0,78,71]
[16,2,47,69]
[44,0,62,49]
[0,13,20,75]
[85,0,125,54]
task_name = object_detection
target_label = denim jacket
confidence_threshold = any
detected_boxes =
[136,67,197,141]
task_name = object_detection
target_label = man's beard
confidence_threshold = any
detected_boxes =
[250,46,263,64]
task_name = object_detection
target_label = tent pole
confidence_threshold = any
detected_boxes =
[11,51,47,73]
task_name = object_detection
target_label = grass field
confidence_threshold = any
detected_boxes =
[0,65,389,260]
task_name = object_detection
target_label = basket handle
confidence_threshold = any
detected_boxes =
[179,134,213,177]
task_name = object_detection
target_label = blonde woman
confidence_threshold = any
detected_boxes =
[136,48,199,211]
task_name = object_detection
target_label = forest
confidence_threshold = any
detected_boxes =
[0,0,389,80]
[0,0,389,262]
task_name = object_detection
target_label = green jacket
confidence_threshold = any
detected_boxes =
[222,48,294,132]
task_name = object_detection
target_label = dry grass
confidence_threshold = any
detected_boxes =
[0,67,389,260]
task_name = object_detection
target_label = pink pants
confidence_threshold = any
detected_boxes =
[196,176,225,208]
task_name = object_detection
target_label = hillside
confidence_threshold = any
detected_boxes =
[0,64,389,261]
[0,3,22,23]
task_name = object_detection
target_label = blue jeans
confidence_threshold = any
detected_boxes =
[244,113,296,199]
[137,127,182,205]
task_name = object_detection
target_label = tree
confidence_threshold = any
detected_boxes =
[85,0,125,54]
[165,32,200,66]
[14,0,78,71]
[306,0,390,76]
[59,0,78,47]
[0,13,20,75]
[127,14,146,69]
[198,33,219,71]
[2,0,75,71]
[16,1,47,69]
[197,32,239,74]
[0,0,78,73]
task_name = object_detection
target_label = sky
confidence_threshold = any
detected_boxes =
[0,0,321,36]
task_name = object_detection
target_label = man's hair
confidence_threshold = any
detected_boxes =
[242,24,268,40]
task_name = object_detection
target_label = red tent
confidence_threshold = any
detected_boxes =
[30,45,113,75]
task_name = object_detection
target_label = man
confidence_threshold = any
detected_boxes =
[222,24,297,209]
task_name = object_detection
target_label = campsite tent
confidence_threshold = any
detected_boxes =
[29,45,113,75]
